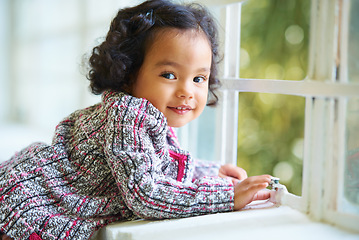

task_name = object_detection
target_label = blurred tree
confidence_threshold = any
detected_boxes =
[237,0,310,195]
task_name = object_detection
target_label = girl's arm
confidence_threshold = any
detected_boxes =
[192,158,221,179]
[193,160,248,185]
[104,95,234,219]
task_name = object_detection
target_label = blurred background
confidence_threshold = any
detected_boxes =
[0,0,144,159]
[237,0,309,195]
[1,0,309,196]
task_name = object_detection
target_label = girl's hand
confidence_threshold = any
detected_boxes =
[219,164,248,185]
[233,175,271,210]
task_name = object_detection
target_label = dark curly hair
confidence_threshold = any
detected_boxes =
[87,0,221,106]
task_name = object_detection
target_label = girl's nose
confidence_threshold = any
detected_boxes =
[176,81,194,99]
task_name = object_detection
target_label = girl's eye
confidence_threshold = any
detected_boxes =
[161,73,176,80]
[193,76,206,83]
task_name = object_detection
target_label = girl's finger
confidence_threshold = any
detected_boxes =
[253,190,271,201]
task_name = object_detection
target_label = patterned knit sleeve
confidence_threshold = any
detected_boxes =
[192,159,221,180]
[103,94,234,219]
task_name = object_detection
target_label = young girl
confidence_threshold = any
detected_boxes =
[0,0,272,239]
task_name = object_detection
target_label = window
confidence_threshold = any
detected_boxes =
[237,93,305,196]
[237,0,309,196]
[345,97,359,211]
[180,0,359,233]
[338,0,359,221]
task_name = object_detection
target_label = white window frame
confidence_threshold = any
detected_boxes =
[189,0,359,233]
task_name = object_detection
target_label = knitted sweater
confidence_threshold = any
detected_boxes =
[0,92,234,240]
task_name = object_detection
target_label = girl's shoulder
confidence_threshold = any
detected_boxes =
[102,91,165,119]
[102,91,168,132]
[102,91,147,110]
[101,91,126,104]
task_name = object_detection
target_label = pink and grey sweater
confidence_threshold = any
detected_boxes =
[0,91,234,240]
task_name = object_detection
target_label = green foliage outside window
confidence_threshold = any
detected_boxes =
[238,0,310,195]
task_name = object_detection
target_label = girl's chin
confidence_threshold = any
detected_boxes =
[167,120,189,128]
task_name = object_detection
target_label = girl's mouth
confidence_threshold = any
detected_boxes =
[168,106,193,114]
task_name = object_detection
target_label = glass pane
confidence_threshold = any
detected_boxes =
[344,100,359,205]
[237,93,305,195]
[240,0,310,80]
[344,0,359,206]
[348,0,359,83]
[177,107,217,162]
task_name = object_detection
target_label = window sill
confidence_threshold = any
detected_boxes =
[94,204,359,240]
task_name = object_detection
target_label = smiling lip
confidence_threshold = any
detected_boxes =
[168,105,193,114]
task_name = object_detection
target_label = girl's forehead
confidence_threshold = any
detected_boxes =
[146,27,211,51]
[141,27,212,72]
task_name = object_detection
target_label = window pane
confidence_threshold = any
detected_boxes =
[344,0,359,206]
[237,93,305,195]
[345,99,359,206]
[177,107,217,162]
[348,0,359,83]
[240,0,310,80]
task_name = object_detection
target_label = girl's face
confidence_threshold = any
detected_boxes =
[132,28,212,128]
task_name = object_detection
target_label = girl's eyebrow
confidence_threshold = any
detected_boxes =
[155,60,179,68]
[154,60,210,72]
